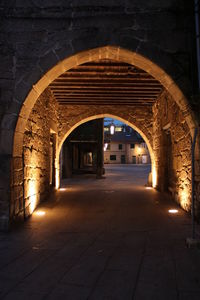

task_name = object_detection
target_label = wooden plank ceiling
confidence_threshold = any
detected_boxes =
[49,59,163,106]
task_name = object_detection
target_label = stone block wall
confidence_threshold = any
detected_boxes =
[10,89,153,220]
[0,1,197,134]
[9,86,200,222]
[57,104,153,150]
[11,89,58,219]
[153,90,200,213]
[0,1,199,229]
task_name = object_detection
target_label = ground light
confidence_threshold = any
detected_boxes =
[168,209,178,214]
[145,187,152,190]
[34,211,46,216]
[59,188,67,191]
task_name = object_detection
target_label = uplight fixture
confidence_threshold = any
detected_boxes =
[34,211,46,216]
[168,209,178,214]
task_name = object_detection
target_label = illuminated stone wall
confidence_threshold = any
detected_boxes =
[11,90,153,220]
[57,105,153,149]
[9,87,200,223]
[11,89,58,219]
[0,1,198,229]
[153,91,199,212]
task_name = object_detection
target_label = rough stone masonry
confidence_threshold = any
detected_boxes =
[0,1,200,229]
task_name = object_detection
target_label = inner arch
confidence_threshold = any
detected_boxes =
[57,114,154,162]
[56,114,156,189]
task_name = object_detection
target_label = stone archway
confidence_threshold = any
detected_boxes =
[56,113,156,189]
[8,46,199,226]
[13,46,197,159]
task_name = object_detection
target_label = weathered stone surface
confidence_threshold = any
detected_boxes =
[0,1,199,227]
[152,90,198,213]
[58,105,153,149]
[10,89,58,219]
[10,88,153,220]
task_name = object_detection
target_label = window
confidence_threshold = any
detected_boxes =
[110,155,116,161]
[115,126,122,132]
[130,143,135,149]
[118,144,122,150]
[107,143,110,150]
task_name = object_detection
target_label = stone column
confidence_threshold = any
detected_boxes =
[96,118,104,178]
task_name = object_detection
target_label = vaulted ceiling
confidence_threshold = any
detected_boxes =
[49,59,163,106]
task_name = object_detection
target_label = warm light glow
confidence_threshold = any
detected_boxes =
[28,181,38,214]
[152,164,157,188]
[179,188,190,211]
[145,187,152,190]
[137,145,142,155]
[104,143,108,151]
[168,209,178,214]
[55,167,60,189]
[59,188,67,191]
[110,124,115,135]
[29,194,37,214]
[34,211,46,216]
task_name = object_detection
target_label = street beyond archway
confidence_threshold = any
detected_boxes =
[0,165,200,299]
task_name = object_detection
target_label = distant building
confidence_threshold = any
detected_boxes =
[104,125,150,164]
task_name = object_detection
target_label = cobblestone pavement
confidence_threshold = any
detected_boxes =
[0,165,200,300]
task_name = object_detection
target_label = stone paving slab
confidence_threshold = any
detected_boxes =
[0,165,200,299]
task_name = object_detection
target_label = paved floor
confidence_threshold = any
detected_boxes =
[1,165,200,300]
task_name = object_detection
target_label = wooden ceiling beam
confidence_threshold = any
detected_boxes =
[50,86,162,91]
[58,72,151,77]
[54,95,156,100]
[68,67,146,73]
[54,77,159,82]
[78,61,133,67]
[58,102,153,106]
[50,84,162,89]
[49,59,164,108]
[52,91,160,96]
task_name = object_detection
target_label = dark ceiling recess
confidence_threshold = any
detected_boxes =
[49,59,164,106]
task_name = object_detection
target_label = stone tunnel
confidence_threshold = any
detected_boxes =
[0,1,200,230]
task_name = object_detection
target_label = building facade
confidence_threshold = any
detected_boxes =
[104,125,150,164]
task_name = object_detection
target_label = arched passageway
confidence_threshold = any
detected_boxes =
[3,46,199,226]
[57,114,154,188]
[59,117,153,187]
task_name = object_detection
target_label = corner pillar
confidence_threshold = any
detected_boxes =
[96,118,104,178]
